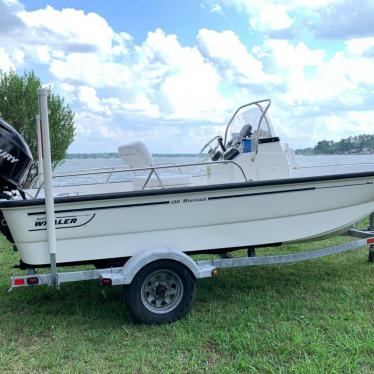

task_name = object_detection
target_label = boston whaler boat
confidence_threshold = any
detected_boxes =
[1,95,374,324]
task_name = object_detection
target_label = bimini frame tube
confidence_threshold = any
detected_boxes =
[35,114,44,186]
[37,88,58,288]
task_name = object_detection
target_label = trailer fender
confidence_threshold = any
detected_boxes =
[101,248,215,286]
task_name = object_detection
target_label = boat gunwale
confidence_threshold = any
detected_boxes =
[1,170,374,209]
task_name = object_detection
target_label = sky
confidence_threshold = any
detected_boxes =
[0,0,373,153]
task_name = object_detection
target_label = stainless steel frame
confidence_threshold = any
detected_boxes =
[223,99,272,148]
[32,160,248,198]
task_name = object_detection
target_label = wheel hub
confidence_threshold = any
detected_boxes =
[141,269,184,314]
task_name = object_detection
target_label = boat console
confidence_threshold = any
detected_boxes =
[199,99,292,182]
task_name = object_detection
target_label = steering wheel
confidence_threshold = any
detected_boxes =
[198,136,226,161]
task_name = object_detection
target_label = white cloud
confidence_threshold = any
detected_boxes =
[78,86,107,113]
[313,0,374,39]
[18,5,114,54]
[0,47,16,71]
[33,45,51,64]
[210,3,224,14]
[249,4,293,31]
[131,28,230,121]
[262,39,325,68]
[258,40,332,104]
[345,37,374,55]
[102,95,161,119]
[49,53,131,87]
[209,0,347,35]
[197,29,279,85]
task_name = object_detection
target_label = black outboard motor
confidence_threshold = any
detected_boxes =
[0,118,32,192]
[0,118,32,244]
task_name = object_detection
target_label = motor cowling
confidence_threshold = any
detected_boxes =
[0,118,32,191]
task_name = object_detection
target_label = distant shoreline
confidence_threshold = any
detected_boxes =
[65,152,374,159]
[295,151,374,156]
[66,153,198,159]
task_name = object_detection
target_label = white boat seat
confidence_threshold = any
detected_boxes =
[119,141,192,190]
[118,141,153,169]
[132,174,192,190]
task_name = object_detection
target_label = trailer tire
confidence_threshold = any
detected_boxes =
[123,260,196,324]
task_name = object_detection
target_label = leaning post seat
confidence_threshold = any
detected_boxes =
[118,141,153,169]
[118,141,192,190]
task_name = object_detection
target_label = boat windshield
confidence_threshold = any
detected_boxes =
[224,99,274,145]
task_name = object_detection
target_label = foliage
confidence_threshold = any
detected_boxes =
[0,70,75,186]
[296,134,374,155]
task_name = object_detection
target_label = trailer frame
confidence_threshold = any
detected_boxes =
[9,221,374,292]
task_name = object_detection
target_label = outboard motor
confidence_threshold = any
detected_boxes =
[0,118,32,192]
[0,118,33,244]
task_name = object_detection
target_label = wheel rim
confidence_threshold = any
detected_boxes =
[141,269,184,314]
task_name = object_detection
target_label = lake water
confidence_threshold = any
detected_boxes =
[53,154,374,186]
[57,154,374,173]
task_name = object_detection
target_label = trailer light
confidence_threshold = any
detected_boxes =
[101,278,112,286]
[212,269,219,277]
[14,278,25,286]
[27,277,39,285]
[368,238,374,245]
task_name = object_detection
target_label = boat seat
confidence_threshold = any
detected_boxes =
[132,174,192,190]
[118,141,192,190]
[118,141,153,169]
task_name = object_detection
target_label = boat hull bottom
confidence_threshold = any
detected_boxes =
[16,201,374,267]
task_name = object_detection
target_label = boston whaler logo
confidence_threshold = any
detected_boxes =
[31,213,96,231]
[0,149,19,164]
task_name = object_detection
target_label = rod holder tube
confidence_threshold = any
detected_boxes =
[35,114,44,187]
[37,88,58,288]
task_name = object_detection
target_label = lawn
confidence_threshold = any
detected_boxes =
[0,225,373,373]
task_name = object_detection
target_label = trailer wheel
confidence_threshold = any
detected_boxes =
[123,260,196,324]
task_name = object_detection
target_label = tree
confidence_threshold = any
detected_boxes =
[314,140,334,154]
[0,70,75,187]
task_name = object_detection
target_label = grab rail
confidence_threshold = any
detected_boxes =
[33,160,248,198]
[223,99,271,146]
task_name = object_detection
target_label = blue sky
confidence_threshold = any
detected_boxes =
[1,0,373,153]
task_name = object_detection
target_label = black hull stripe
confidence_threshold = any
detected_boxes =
[318,181,373,189]
[209,182,372,201]
[208,187,315,200]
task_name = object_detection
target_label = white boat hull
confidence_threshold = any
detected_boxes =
[2,172,374,266]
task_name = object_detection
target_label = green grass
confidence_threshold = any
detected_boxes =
[0,223,373,373]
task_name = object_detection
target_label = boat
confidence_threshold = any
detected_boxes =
[0,99,373,269]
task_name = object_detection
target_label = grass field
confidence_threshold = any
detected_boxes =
[0,224,373,373]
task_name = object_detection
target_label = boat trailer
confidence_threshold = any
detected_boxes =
[9,220,374,292]
[7,91,374,324]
